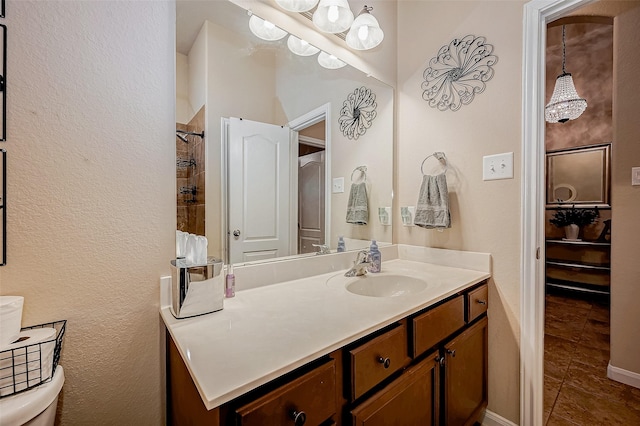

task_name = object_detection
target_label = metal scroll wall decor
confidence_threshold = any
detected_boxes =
[421,35,497,112]
[338,86,377,140]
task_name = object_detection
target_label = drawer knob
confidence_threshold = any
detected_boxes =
[447,349,456,358]
[476,299,487,305]
[377,356,391,369]
[290,410,307,426]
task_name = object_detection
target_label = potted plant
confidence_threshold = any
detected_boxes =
[550,206,599,241]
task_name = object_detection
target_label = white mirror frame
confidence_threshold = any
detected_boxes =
[521,1,595,425]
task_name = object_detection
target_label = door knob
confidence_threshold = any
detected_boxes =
[447,349,456,358]
[232,229,241,238]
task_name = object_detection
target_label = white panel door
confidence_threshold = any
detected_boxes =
[228,118,291,264]
[298,151,325,254]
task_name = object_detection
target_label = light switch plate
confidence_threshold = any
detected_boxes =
[483,152,514,181]
[332,177,345,193]
[633,167,640,186]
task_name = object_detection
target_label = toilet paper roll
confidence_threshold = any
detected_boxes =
[0,296,24,348]
[0,328,56,396]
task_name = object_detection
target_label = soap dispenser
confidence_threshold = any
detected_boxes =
[368,240,381,273]
[337,236,346,252]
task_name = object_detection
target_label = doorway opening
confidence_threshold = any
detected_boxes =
[288,103,332,256]
[297,121,327,254]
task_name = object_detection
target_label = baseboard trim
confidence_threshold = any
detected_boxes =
[607,362,640,389]
[482,409,519,426]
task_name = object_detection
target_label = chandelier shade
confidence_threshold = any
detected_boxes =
[287,35,320,56]
[275,0,319,13]
[545,25,587,123]
[545,73,587,123]
[346,6,384,50]
[248,15,288,41]
[318,51,346,69]
[313,0,354,33]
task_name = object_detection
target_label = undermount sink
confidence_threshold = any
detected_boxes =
[343,274,428,298]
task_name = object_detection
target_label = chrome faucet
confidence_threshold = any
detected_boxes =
[344,250,371,277]
[312,244,331,255]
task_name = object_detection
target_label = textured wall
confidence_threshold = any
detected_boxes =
[0,1,175,424]
[396,1,524,422]
[610,4,640,378]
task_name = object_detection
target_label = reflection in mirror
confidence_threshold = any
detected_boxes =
[176,0,393,264]
[546,143,610,207]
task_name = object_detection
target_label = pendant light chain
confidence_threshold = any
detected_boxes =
[561,25,566,74]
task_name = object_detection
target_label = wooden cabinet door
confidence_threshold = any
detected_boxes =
[444,316,488,426]
[351,353,439,426]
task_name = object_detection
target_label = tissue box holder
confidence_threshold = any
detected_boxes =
[170,257,224,319]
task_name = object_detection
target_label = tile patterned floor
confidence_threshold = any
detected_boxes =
[544,293,640,425]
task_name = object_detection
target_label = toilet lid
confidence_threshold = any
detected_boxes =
[0,366,64,425]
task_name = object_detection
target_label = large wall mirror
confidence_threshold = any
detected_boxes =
[176,0,394,265]
[546,143,611,207]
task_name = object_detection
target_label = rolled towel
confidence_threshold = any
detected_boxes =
[414,173,451,229]
[346,182,369,225]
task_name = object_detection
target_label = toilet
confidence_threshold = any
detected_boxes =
[0,366,64,426]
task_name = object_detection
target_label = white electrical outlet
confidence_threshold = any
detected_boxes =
[632,167,640,186]
[483,152,514,181]
[332,177,345,193]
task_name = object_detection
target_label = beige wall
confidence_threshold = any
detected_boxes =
[0,1,175,424]
[610,4,640,377]
[274,62,394,248]
[396,1,525,422]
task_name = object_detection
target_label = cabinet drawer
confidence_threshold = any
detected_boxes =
[350,322,410,400]
[235,360,336,426]
[351,353,439,426]
[412,296,465,358]
[467,284,488,322]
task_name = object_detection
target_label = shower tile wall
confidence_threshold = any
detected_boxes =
[176,106,205,235]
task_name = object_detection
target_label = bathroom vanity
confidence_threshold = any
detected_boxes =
[162,246,490,425]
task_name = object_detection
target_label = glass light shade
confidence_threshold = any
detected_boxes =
[545,73,587,123]
[317,51,346,69]
[312,0,354,33]
[287,35,320,56]
[248,15,287,41]
[275,0,319,12]
[346,10,384,50]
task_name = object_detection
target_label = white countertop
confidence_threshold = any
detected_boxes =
[161,247,491,410]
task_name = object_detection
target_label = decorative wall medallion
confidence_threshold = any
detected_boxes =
[421,35,497,112]
[339,86,377,140]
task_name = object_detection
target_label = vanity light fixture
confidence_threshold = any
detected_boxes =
[287,35,320,56]
[346,6,384,50]
[318,51,347,69]
[313,0,354,34]
[545,25,587,123]
[248,14,288,41]
[275,0,319,13]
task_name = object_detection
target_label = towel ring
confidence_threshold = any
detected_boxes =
[420,152,449,175]
[351,166,367,183]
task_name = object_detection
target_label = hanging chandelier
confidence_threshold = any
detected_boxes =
[545,25,587,123]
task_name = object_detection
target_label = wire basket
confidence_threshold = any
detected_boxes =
[0,320,66,398]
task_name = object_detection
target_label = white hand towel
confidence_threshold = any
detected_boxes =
[414,173,451,229]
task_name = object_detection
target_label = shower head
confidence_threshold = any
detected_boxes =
[176,129,205,144]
